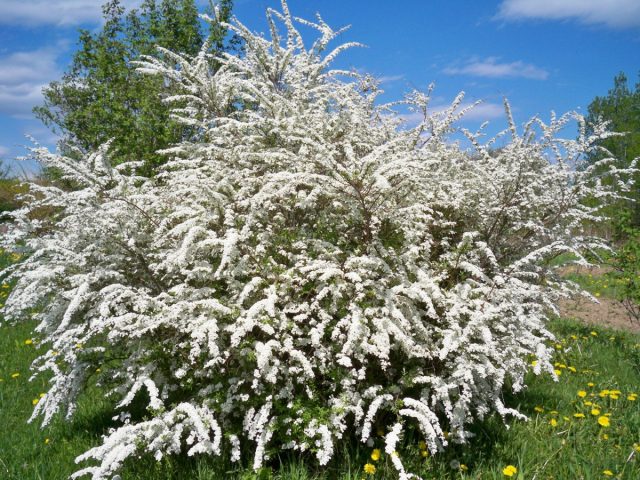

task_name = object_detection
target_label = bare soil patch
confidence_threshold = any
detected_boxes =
[556,265,640,333]
[558,296,640,334]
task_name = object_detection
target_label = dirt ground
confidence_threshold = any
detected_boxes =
[557,266,640,334]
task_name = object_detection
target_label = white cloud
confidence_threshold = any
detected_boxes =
[0,0,143,27]
[497,0,640,28]
[378,74,404,85]
[0,47,61,116]
[400,101,505,126]
[0,145,10,157]
[444,57,548,80]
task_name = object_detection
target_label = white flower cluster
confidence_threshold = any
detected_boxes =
[1,2,635,479]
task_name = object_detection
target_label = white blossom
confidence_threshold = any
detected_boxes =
[0,1,635,479]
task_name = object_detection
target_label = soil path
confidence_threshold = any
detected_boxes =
[557,266,640,334]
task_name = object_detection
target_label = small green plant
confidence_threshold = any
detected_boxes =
[609,214,640,322]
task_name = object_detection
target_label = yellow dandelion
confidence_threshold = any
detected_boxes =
[11,372,19,379]
[591,331,598,336]
[634,444,640,453]
[363,463,376,475]
[554,369,562,376]
[460,464,468,472]
[568,366,577,373]
[588,382,595,387]
[421,450,429,458]
[24,339,33,345]
[418,440,427,451]
[534,406,544,413]
[371,449,381,462]
[39,393,45,398]
[602,433,609,440]
[609,394,619,400]
[549,418,558,427]
[573,413,585,419]
[591,408,601,416]
[603,470,614,476]
[32,398,39,406]
[627,394,637,401]
[598,416,610,427]
[530,360,538,367]
[584,401,593,406]
[550,410,559,415]
[44,438,50,445]
[502,465,518,477]
[577,390,587,398]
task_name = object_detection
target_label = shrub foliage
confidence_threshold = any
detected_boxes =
[1,2,636,479]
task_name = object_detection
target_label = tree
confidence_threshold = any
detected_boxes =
[2,2,635,479]
[34,0,236,175]
[585,72,640,229]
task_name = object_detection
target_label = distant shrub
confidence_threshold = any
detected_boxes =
[609,214,640,322]
[0,2,635,479]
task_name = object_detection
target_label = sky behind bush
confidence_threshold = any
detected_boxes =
[0,0,638,172]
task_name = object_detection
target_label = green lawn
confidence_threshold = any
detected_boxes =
[1,249,639,479]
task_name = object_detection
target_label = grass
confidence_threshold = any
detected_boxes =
[1,248,640,479]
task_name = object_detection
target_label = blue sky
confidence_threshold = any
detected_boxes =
[0,0,639,172]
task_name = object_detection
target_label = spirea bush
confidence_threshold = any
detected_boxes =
[1,2,636,479]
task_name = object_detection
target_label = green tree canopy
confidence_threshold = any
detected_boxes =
[586,72,640,229]
[34,0,236,175]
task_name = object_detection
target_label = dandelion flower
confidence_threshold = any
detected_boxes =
[24,339,33,345]
[421,450,429,458]
[534,406,544,413]
[371,449,381,461]
[460,464,468,472]
[603,470,613,476]
[591,331,598,336]
[577,390,587,398]
[418,440,427,451]
[11,373,19,379]
[32,398,39,406]
[549,418,558,427]
[44,438,50,445]
[364,463,376,475]
[502,465,518,477]
[627,394,637,401]
[568,366,577,373]
[554,369,562,376]
[588,382,595,387]
[591,408,601,416]
[598,416,610,427]
[573,413,585,419]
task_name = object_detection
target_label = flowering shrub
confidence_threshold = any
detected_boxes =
[1,2,636,479]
